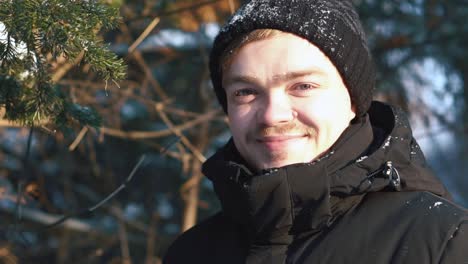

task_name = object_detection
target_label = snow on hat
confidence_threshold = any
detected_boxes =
[209,0,375,117]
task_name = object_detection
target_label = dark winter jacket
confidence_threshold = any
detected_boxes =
[164,101,468,264]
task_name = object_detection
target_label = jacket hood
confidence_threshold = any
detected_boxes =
[202,101,450,244]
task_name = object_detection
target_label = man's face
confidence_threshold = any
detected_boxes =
[222,32,356,171]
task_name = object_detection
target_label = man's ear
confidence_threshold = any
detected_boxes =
[350,105,357,120]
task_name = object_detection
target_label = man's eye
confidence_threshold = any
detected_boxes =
[294,83,314,90]
[230,88,257,104]
[234,89,256,96]
[290,83,319,97]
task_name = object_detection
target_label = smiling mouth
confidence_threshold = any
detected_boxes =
[257,135,307,142]
[256,135,308,150]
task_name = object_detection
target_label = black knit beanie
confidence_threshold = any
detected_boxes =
[209,0,375,117]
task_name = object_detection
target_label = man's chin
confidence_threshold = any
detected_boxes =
[241,145,317,171]
[253,157,309,171]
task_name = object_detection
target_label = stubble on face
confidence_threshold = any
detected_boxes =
[246,121,317,164]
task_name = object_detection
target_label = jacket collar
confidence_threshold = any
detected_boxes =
[202,101,450,244]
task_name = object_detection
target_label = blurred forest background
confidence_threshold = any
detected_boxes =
[0,0,467,263]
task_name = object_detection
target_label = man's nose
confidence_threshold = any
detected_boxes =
[256,93,296,126]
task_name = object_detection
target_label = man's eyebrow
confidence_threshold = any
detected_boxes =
[271,69,325,81]
[223,75,260,88]
[223,69,324,88]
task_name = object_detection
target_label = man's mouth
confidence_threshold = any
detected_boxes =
[257,135,306,142]
[256,135,307,149]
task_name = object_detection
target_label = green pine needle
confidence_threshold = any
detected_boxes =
[0,0,126,128]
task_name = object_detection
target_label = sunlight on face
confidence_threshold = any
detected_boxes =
[223,32,356,171]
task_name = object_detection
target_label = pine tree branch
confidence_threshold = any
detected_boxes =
[0,0,126,127]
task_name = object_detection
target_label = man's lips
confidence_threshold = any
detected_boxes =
[256,135,307,149]
[256,135,307,142]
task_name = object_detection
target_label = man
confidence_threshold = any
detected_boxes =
[164,0,468,263]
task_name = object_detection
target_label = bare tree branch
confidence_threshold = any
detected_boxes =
[1,205,96,233]
[144,213,159,264]
[99,109,220,140]
[42,155,146,231]
[128,18,161,54]
[127,0,224,22]
[68,126,89,151]
[117,203,133,264]
[155,105,206,163]
[51,51,85,83]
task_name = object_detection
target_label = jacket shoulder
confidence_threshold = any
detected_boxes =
[439,216,468,263]
[366,191,466,222]
[163,212,246,264]
[361,191,467,234]
[361,191,468,262]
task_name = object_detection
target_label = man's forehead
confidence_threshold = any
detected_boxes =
[222,68,328,91]
[224,33,331,76]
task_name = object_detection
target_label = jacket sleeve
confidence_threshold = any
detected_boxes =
[439,219,468,264]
